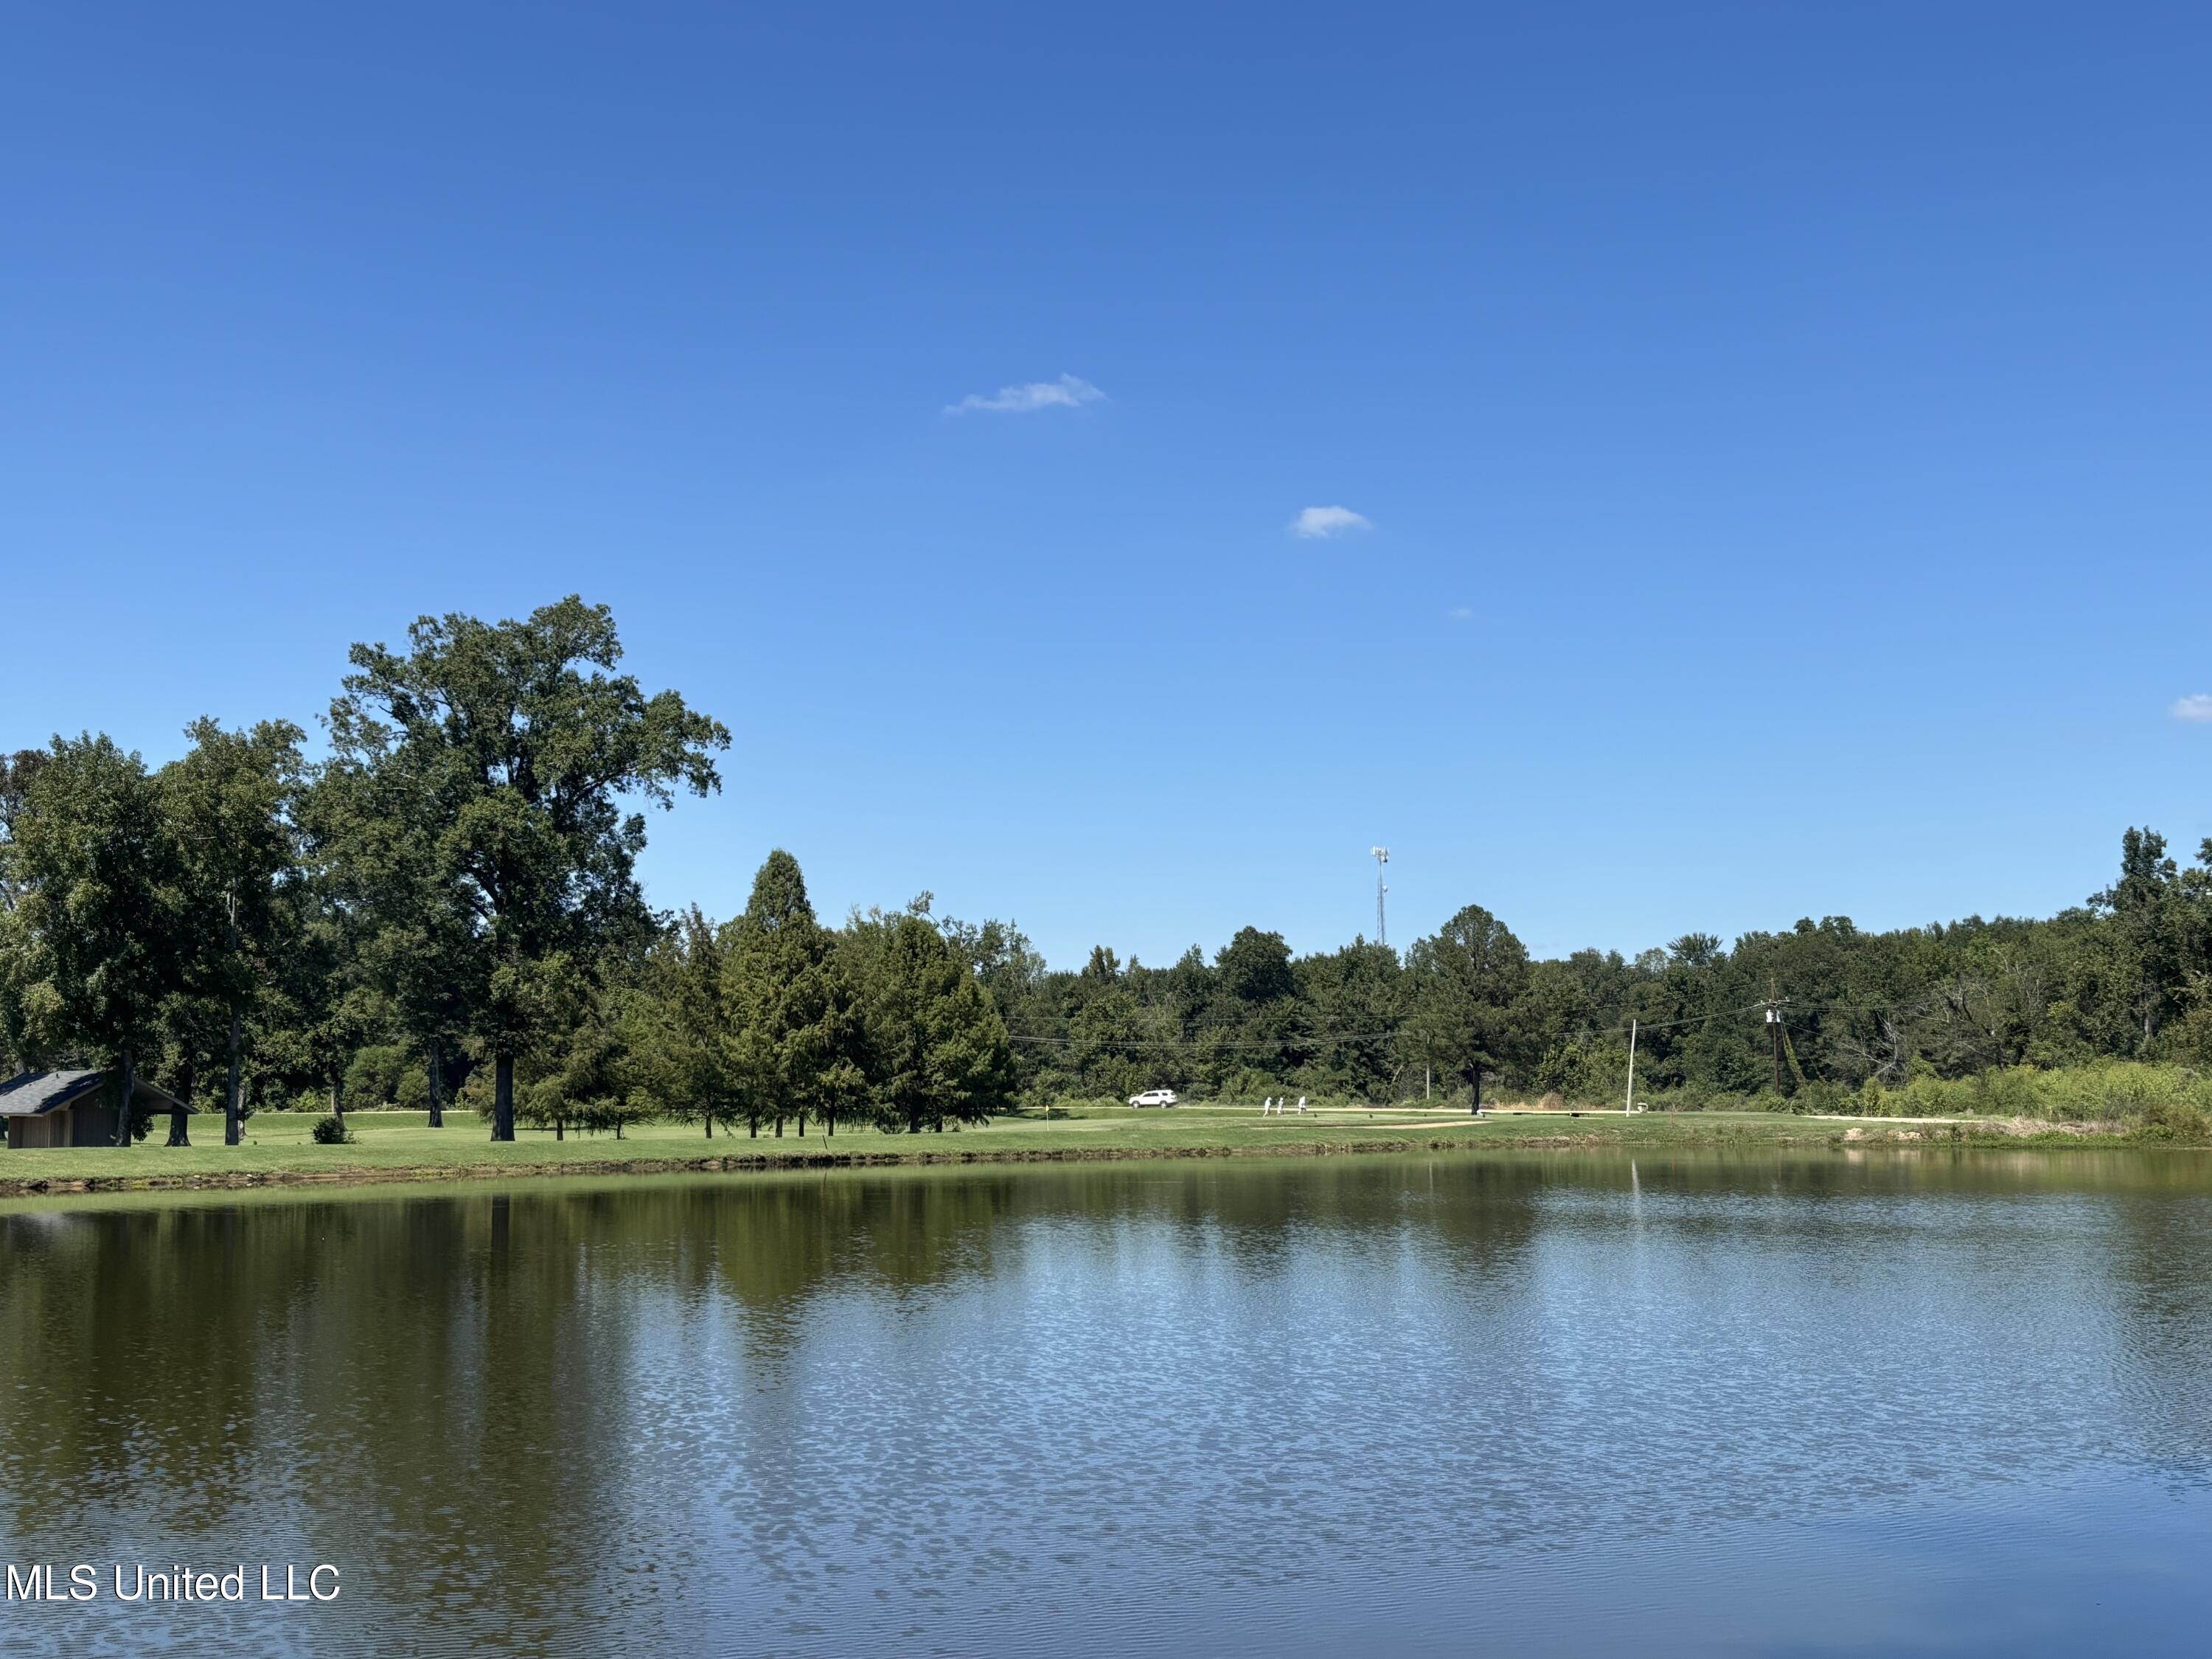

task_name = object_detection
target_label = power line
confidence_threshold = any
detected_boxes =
[1009,999,1774,1048]
[1011,990,1945,1059]
[1590,1001,1771,1037]
[1001,1012,1414,1039]
[1006,1030,1402,1050]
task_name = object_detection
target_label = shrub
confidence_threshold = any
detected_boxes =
[310,1114,355,1146]
[456,1068,496,1112]
[1220,1066,1286,1100]
[342,1043,410,1109]
[1854,1062,2212,1126]
[1794,1079,1849,1115]
[2137,1097,2212,1142]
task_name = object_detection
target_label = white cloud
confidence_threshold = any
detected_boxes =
[945,374,1104,415]
[2172,693,2212,723]
[1290,505,1372,540]
[1448,607,1472,620]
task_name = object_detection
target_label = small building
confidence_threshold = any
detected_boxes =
[1,1069,194,1149]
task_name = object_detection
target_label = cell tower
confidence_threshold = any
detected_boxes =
[1370,847,1389,947]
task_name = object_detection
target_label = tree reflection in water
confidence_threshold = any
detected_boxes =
[1,1150,2208,1655]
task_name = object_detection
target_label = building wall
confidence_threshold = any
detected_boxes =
[6,1098,159,1147]
[68,1103,120,1146]
[7,1111,72,1150]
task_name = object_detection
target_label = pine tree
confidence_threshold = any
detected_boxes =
[518,975,659,1141]
[650,908,743,1136]
[1400,904,1533,1106]
[859,912,1014,1133]
[724,852,866,1138]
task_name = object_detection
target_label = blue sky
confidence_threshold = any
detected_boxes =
[4,4,2210,969]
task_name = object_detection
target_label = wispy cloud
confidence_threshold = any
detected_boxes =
[1448,607,1472,621]
[1290,505,1371,540]
[2172,693,2212,723]
[945,374,1104,415]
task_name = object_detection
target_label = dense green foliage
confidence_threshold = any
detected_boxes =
[1,599,1018,1140]
[160,717,308,1144]
[970,830,2212,1113]
[1,734,189,1139]
[322,597,729,1141]
[724,852,869,1135]
[5,598,2211,1134]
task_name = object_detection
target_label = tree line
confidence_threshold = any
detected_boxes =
[972,830,2212,1114]
[0,599,1008,1145]
[6,597,2210,1141]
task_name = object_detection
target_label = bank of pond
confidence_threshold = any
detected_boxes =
[0,1096,2206,1200]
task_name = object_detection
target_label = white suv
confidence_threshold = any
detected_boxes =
[1127,1088,1179,1108]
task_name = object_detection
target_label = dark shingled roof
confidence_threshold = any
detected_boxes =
[0,1069,195,1116]
[0,1070,106,1116]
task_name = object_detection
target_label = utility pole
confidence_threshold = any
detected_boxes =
[1766,977,1784,1095]
[1624,1018,1638,1114]
[1370,847,1389,948]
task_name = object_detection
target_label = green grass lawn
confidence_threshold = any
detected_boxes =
[0,1102,2105,1196]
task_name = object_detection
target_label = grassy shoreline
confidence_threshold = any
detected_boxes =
[0,1105,2199,1199]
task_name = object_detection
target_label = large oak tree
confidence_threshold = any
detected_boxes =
[327,597,727,1141]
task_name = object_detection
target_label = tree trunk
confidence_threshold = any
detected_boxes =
[427,1035,445,1129]
[222,901,246,1147]
[774,1116,784,1138]
[826,1112,835,1138]
[166,1108,190,1147]
[554,1117,564,1141]
[798,1112,807,1136]
[330,1079,343,1120]
[113,1047,135,1146]
[492,1054,515,1141]
[749,1121,758,1138]
[614,1119,624,1140]
[705,1111,712,1138]
[224,1010,244,1146]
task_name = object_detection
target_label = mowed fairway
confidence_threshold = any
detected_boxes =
[0,1104,2051,1196]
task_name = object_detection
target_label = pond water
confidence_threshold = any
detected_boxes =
[3,1150,2211,1656]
